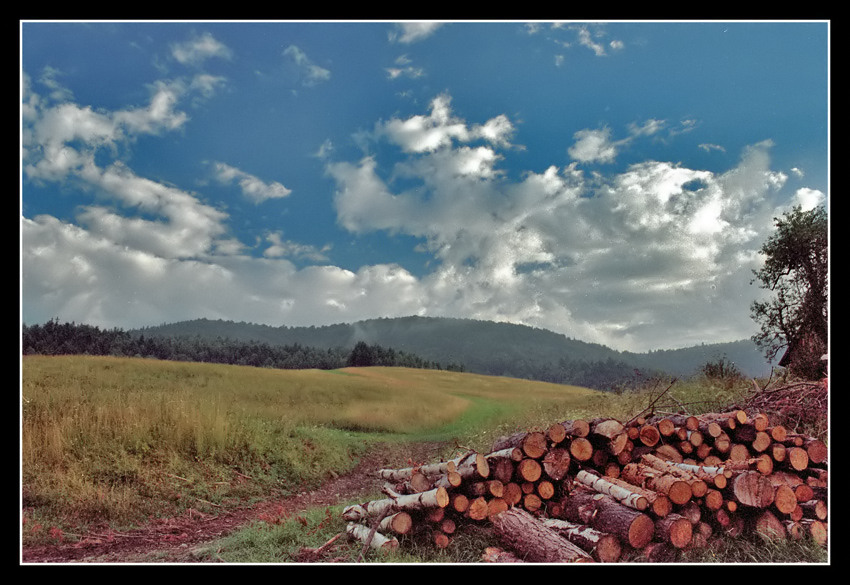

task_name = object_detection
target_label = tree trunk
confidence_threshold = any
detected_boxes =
[574,469,649,511]
[492,431,548,459]
[542,447,572,481]
[654,513,693,549]
[345,522,398,551]
[590,418,629,456]
[540,518,622,562]
[559,419,591,438]
[725,471,775,508]
[516,458,542,483]
[378,511,413,535]
[569,437,594,462]
[558,488,655,549]
[490,507,594,563]
[621,462,693,505]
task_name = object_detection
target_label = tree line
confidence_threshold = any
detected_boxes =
[21,320,456,372]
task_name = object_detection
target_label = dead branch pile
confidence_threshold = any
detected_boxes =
[737,380,828,431]
[341,407,828,562]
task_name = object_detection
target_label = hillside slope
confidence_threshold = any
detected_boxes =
[133,316,776,381]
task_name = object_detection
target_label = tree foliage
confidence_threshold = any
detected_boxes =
[750,205,828,377]
[21,320,445,372]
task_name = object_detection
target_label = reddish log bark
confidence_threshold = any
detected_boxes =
[491,507,594,563]
[541,518,622,563]
[559,488,655,549]
[654,513,693,549]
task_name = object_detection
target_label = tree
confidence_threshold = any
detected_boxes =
[750,205,828,378]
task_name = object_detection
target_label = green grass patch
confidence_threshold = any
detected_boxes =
[21,356,603,544]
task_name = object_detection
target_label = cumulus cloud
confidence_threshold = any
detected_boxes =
[21,58,824,353]
[568,127,620,163]
[325,94,809,351]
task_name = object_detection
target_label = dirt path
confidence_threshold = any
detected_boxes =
[21,441,449,564]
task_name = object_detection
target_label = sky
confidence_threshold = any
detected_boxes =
[20,20,829,353]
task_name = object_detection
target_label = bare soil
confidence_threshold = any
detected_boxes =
[21,441,449,564]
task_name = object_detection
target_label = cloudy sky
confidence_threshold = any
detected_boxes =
[21,20,829,353]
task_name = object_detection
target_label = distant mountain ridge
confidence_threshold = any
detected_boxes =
[133,316,776,381]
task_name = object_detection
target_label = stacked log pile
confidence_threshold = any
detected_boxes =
[342,409,828,562]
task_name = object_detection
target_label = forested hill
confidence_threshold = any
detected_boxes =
[133,316,776,384]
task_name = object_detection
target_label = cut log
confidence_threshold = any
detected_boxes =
[590,418,629,456]
[503,482,523,506]
[751,509,787,541]
[574,469,648,511]
[541,447,572,481]
[784,447,810,472]
[465,496,490,521]
[537,479,556,500]
[638,424,661,447]
[654,443,684,463]
[523,493,543,513]
[559,419,591,438]
[569,437,594,462]
[559,488,655,549]
[799,499,828,521]
[488,456,517,485]
[453,451,491,481]
[378,511,413,535]
[802,438,828,465]
[450,493,469,514]
[345,522,398,551]
[751,431,772,453]
[540,518,623,563]
[669,462,728,489]
[641,454,708,497]
[487,497,510,520]
[490,507,594,563]
[492,431,548,459]
[654,513,693,549]
[546,421,568,445]
[772,484,798,516]
[799,518,828,546]
[516,458,542,483]
[725,471,775,508]
[621,462,693,506]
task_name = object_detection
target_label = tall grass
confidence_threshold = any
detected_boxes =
[20,356,602,543]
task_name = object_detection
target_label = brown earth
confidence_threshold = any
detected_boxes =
[21,441,449,564]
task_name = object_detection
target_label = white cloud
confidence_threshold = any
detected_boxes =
[390,22,443,44]
[324,95,806,351]
[212,162,292,203]
[283,45,331,86]
[568,127,619,163]
[22,70,823,353]
[791,187,826,211]
[171,32,233,66]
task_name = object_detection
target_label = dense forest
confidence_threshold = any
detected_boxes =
[134,316,776,383]
[21,320,453,372]
[22,316,777,391]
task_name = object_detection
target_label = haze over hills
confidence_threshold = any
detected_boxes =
[133,316,777,384]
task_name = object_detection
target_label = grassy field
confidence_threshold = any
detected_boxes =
[20,355,827,563]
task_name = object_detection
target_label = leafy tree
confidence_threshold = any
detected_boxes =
[750,205,828,377]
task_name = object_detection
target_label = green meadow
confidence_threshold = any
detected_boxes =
[20,355,602,544]
[21,355,827,563]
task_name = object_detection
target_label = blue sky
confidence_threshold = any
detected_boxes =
[21,20,829,353]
